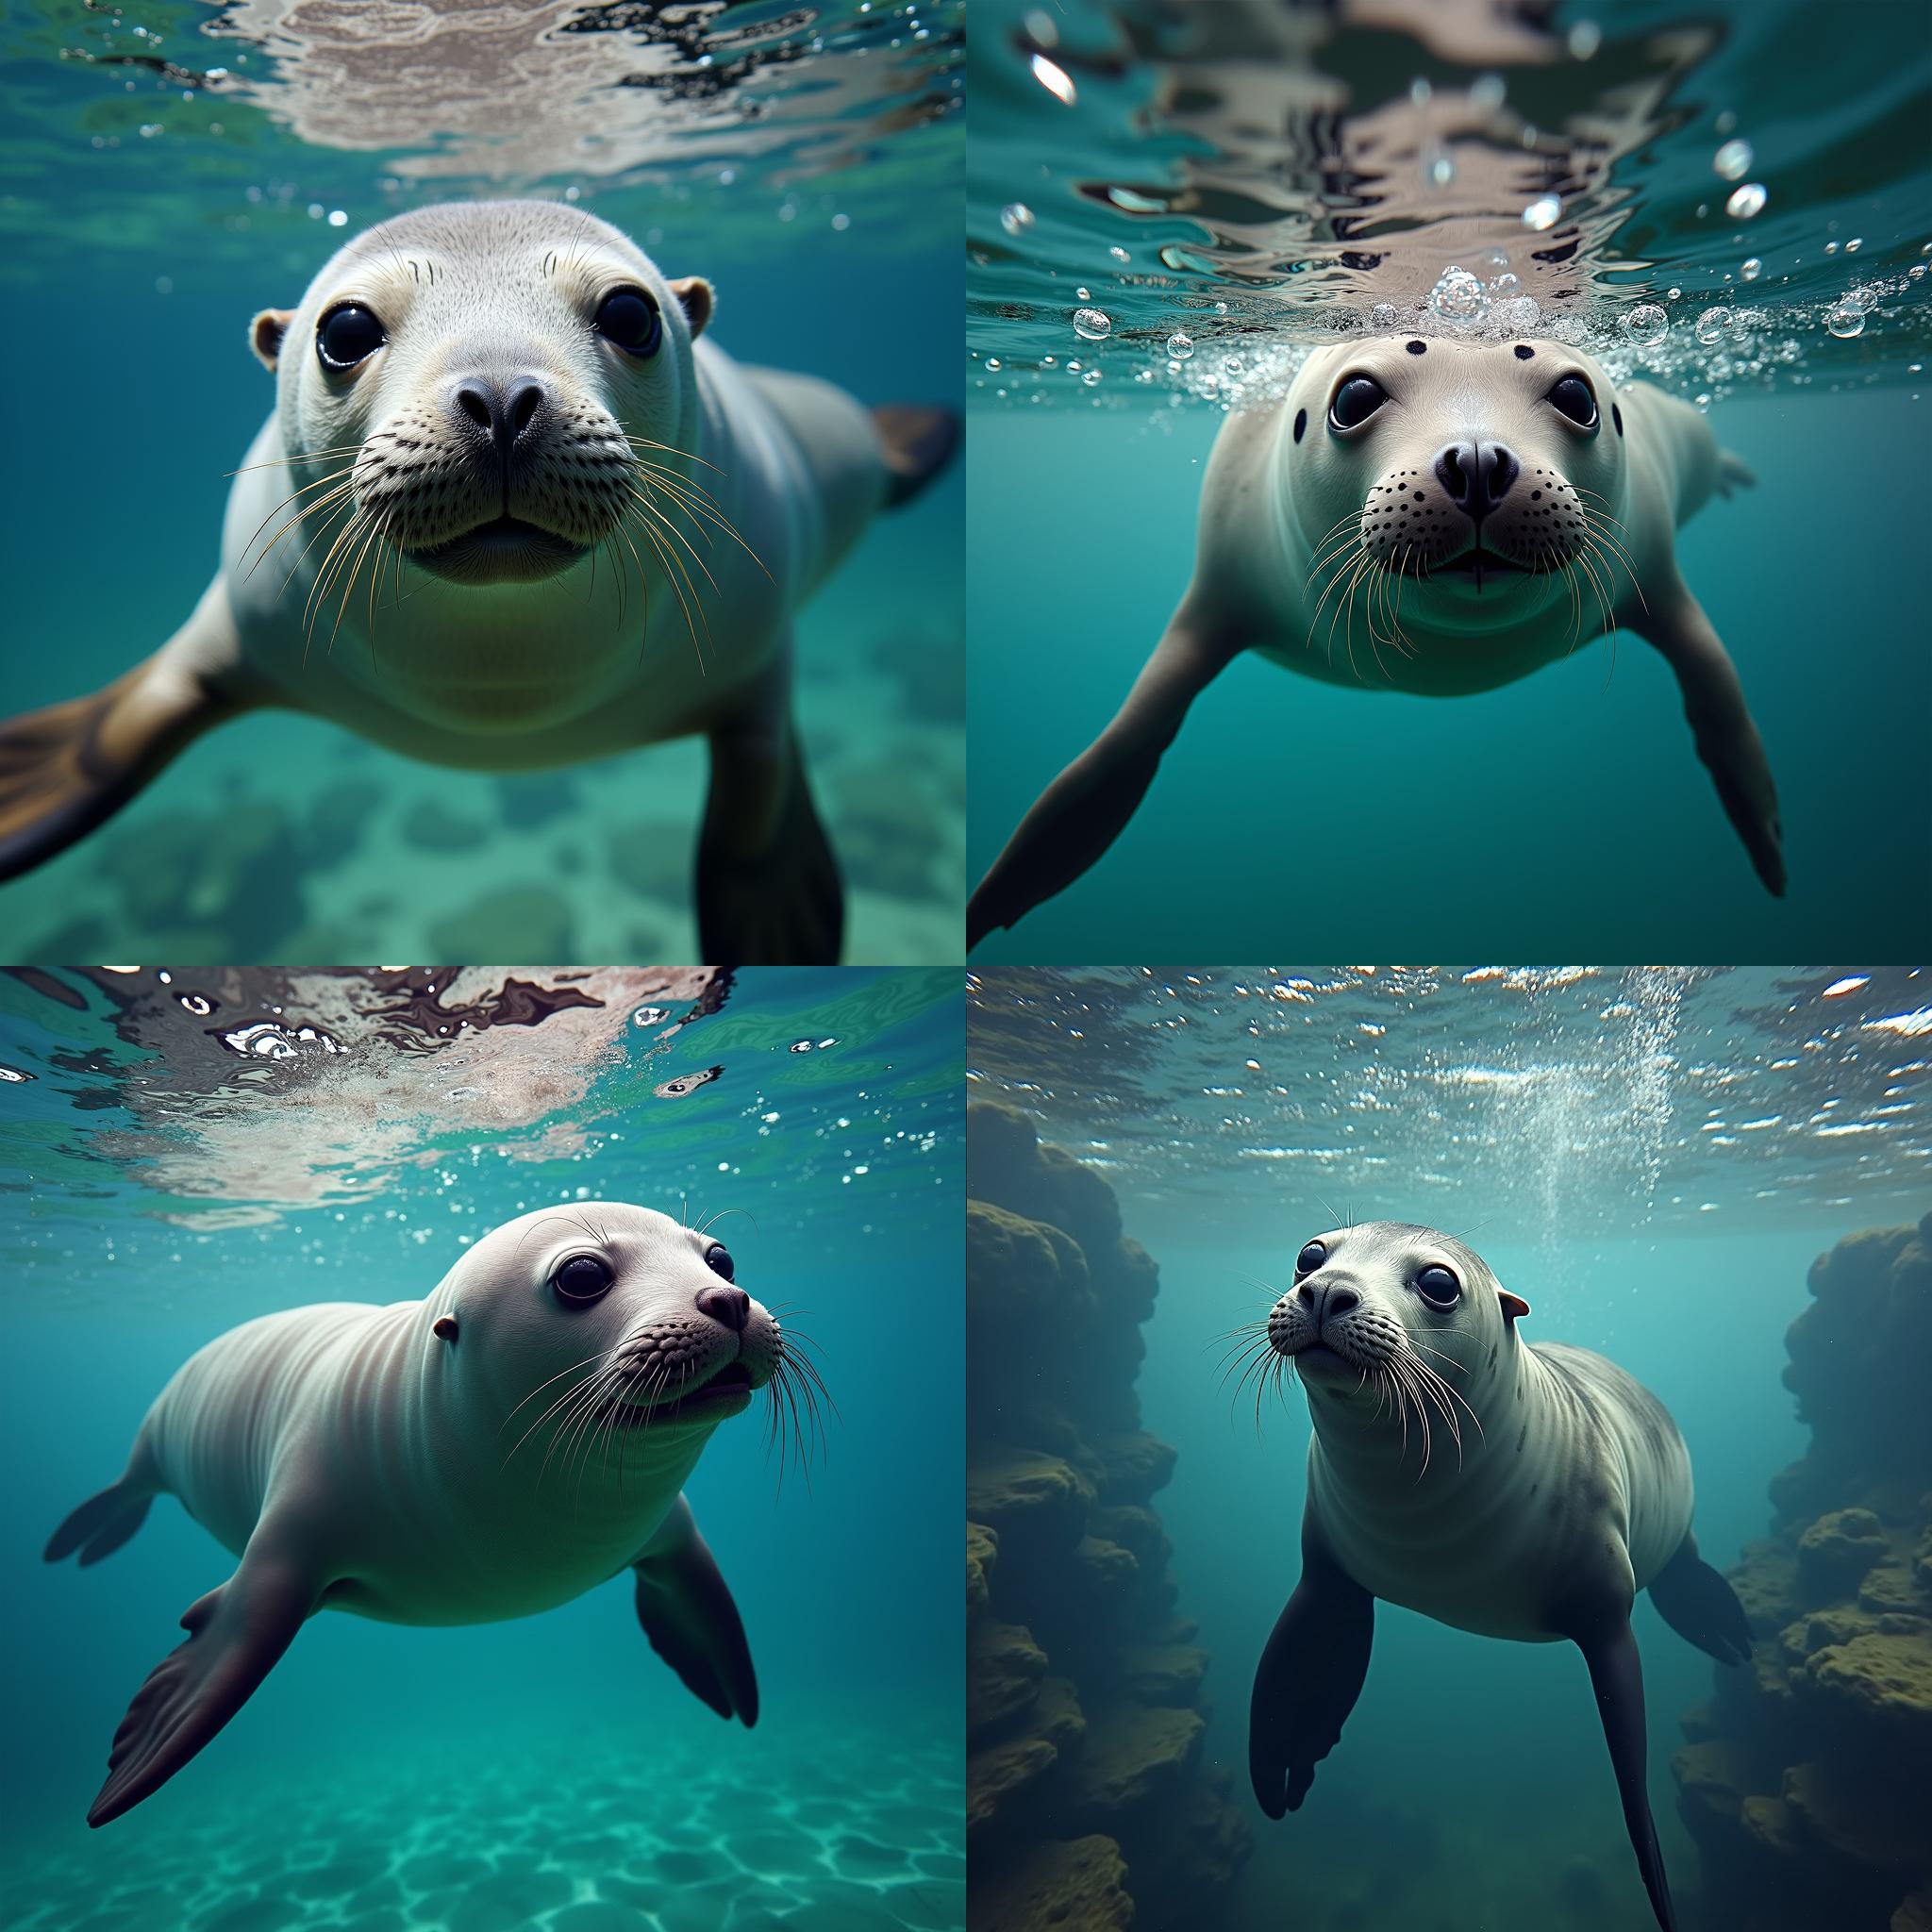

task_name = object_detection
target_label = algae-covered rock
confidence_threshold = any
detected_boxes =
[967,1675,1085,1836]
[1091,1432,1177,1505]
[969,1522,997,1623]
[1797,1507,1888,1596]
[1069,1703,1206,1822]
[967,1454,1093,1548]
[970,1621,1048,1743]
[968,1834,1131,1932]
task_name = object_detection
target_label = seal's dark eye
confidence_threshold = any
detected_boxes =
[1415,1265,1461,1308]
[593,286,661,358]
[1549,375,1597,428]
[1296,1240,1327,1274]
[552,1255,614,1306]
[705,1244,735,1283]
[1329,376,1388,430]
[315,304,386,372]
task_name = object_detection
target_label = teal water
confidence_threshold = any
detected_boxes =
[968,963,1930,1931]
[0,4,964,964]
[964,0,1932,959]
[0,964,964,1931]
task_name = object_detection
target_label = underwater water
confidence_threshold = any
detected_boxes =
[967,964,1931,1932]
[0,964,964,1932]
[0,4,964,964]
[964,0,1932,959]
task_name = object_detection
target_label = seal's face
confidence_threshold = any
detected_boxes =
[253,202,712,591]
[1289,338,1628,635]
[450,1202,797,1486]
[1263,1221,1525,1466]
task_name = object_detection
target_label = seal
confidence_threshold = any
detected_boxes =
[1240,1222,1751,1932]
[43,1200,827,1827]
[968,334,1780,946]
[0,200,958,964]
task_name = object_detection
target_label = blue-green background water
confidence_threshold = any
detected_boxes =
[968,963,1930,1931]
[0,964,964,1932]
[0,3,964,964]
[965,0,1932,960]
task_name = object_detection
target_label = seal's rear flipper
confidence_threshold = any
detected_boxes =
[631,1498,758,1725]
[1249,1509,1374,1819]
[87,1549,316,1827]
[872,404,961,508]
[45,1480,154,1568]
[0,579,247,883]
[1571,1616,1679,1932]
[1648,1534,1753,1666]
[1715,449,1757,497]
[1630,586,1785,897]
[970,614,1241,948]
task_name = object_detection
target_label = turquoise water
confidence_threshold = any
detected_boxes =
[0,964,964,1931]
[0,4,964,963]
[968,964,1930,1931]
[964,0,1932,959]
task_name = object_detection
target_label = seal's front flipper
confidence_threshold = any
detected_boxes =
[696,652,842,964]
[87,1547,317,1826]
[1249,1509,1373,1819]
[1573,1617,1678,1932]
[0,578,247,883]
[969,615,1240,947]
[1631,587,1785,896]
[631,1497,758,1726]
[872,405,961,508]
[1648,1533,1752,1666]
[44,1478,154,1568]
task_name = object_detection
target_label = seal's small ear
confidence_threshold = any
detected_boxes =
[1499,1290,1530,1324]
[668,276,713,340]
[251,308,295,371]
[432,1314,459,1345]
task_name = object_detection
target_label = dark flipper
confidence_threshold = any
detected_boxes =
[1573,1617,1678,1932]
[1629,585,1785,897]
[1648,1532,1753,1666]
[45,1480,155,1569]
[873,405,961,509]
[695,649,842,965]
[0,581,246,884]
[1249,1507,1374,1819]
[632,1500,758,1726]
[88,1548,317,1826]
[969,616,1241,948]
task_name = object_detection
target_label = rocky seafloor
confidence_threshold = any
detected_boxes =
[965,1102,1250,1932]
[1673,1210,1932,1932]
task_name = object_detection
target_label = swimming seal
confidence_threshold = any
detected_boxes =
[969,335,1780,946]
[44,1202,821,1826]
[1242,1221,1751,1932]
[0,200,958,964]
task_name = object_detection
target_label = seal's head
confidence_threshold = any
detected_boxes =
[1262,1221,1529,1467]
[251,201,713,589]
[435,1201,812,1486]
[1287,338,1628,630]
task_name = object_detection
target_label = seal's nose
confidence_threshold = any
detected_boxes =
[696,1282,751,1333]
[1295,1278,1360,1324]
[1433,440,1521,519]
[450,375,548,450]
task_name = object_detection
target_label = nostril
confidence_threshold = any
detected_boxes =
[1434,442,1473,503]
[455,386,491,432]
[696,1283,751,1332]
[1482,442,1520,505]
[508,380,543,441]
[1325,1288,1359,1317]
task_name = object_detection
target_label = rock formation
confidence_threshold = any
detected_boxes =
[1673,1210,1932,1932]
[966,1102,1250,1931]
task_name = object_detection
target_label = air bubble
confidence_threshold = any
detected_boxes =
[1370,303,1400,329]
[1624,303,1670,346]
[1712,139,1754,181]
[1429,266,1489,324]
[1724,182,1767,220]
[1695,308,1732,345]
[1740,257,1762,281]
[1522,195,1561,231]
[999,203,1035,238]
[1073,307,1111,341]
[1165,331,1194,359]
[1824,303,1865,340]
